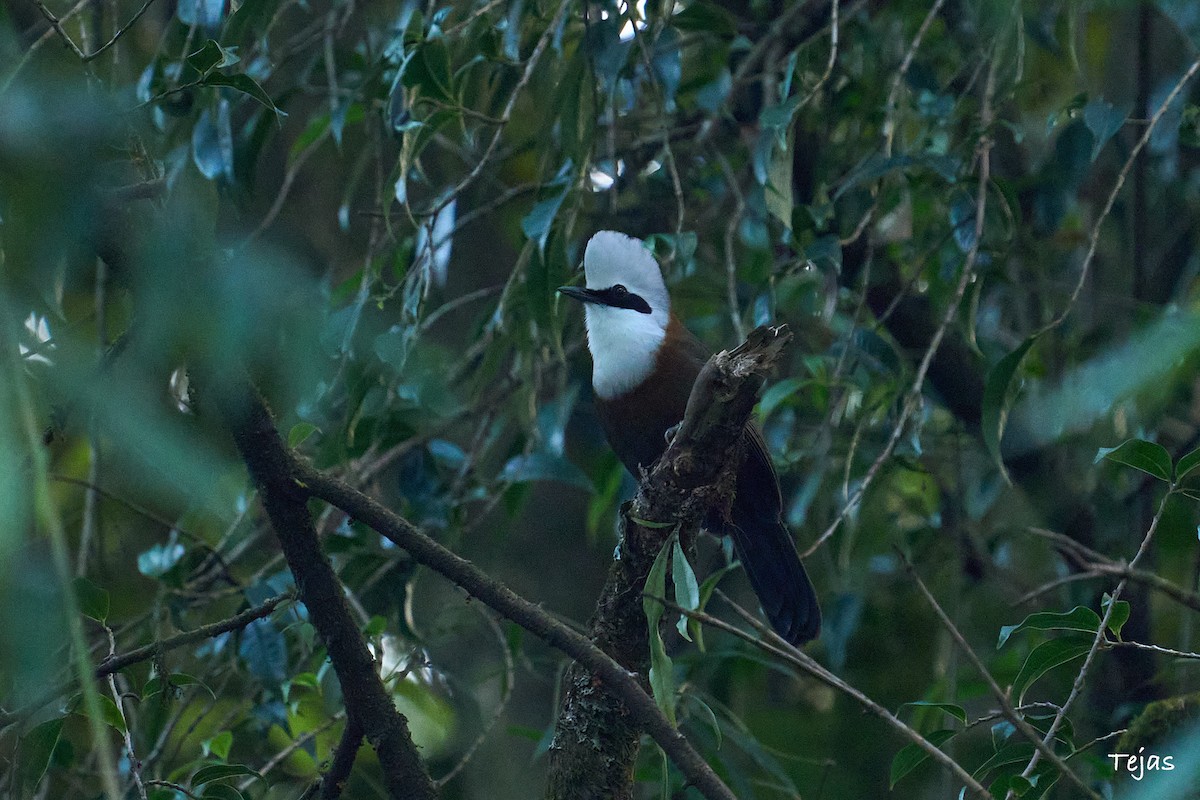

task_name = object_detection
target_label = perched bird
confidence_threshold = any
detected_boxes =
[558,231,820,646]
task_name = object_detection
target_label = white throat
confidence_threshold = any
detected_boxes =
[579,232,671,400]
[584,304,667,399]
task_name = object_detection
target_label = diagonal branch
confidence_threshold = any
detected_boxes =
[297,460,737,800]
[214,383,437,800]
[1013,484,1174,788]
[804,52,998,559]
[95,593,293,677]
[901,556,1102,800]
[32,0,159,63]
[683,596,991,800]
[546,325,792,800]
[298,327,791,800]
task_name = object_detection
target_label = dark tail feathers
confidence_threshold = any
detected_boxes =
[725,499,821,646]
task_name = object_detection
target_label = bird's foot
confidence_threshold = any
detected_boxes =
[663,422,681,447]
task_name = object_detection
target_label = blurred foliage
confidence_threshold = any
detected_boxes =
[2,0,1200,797]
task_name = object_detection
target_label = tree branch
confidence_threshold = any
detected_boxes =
[681,596,991,800]
[296,435,740,800]
[213,384,437,800]
[95,593,293,677]
[900,555,1102,800]
[319,717,364,800]
[546,325,792,800]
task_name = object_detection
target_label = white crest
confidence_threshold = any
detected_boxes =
[581,231,670,399]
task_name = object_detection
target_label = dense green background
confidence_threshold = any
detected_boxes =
[2,0,1200,797]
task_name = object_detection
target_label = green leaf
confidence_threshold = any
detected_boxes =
[672,539,699,641]
[629,516,676,529]
[18,717,65,793]
[187,40,239,75]
[289,114,331,165]
[73,576,109,623]
[193,763,262,785]
[79,695,126,734]
[205,731,233,760]
[1082,97,1129,161]
[201,785,249,800]
[144,672,214,699]
[520,187,569,255]
[287,672,321,694]
[688,695,722,749]
[997,606,1102,649]
[409,39,455,102]
[644,535,671,628]
[900,700,967,724]
[287,422,319,448]
[650,27,681,110]
[671,1,736,37]
[972,742,1034,779]
[760,93,804,131]
[1176,446,1200,481]
[982,337,1036,484]
[500,453,595,493]
[1095,439,1172,482]
[834,153,960,200]
[1102,593,1131,638]
[1012,638,1093,704]
[644,536,676,725]
[691,561,739,652]
[1008,774,1034,796]
[238,618,287,684]
[889,729,957,787]
[697,561,739,610]
[765,128,794,228]
[198,72,284,116]
[758,377,808,419]
[647,635,676,726]
[364,615,387,636]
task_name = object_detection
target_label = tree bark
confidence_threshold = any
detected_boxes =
[215,384,438,800]
[545,326,792,800]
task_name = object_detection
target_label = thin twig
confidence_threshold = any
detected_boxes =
[144,781,201,800]
[1014,571,1101,606]
[692,594,992,799]
[77,258,107,577]
[31,0,88,59]
[441,0,505,36]
[798,0,839,113]
[1027,527,1200,613]
[883,0,948,156]
[714,150,747,340]
[319,716,362,799]
[803,53,997,559]
[105,625,148,800]
[418,0,572,219]
[1015,485,1174,786]
[0,301,122,800]
[1103,640,1200,660]
[242,713,344,789]
[434,610,516,788]
[246,126,332,243]
[298,454,739,800]
[901,555,1102,800]
[95,593,293,677]
[83,0,158,62]
[32,0,159,62]
[0,0,91,93]
[1042,55,1200,331]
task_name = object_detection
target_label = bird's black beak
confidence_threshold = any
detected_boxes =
[557,285,601,305]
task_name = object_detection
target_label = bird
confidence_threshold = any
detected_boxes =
[558,230,820,646]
